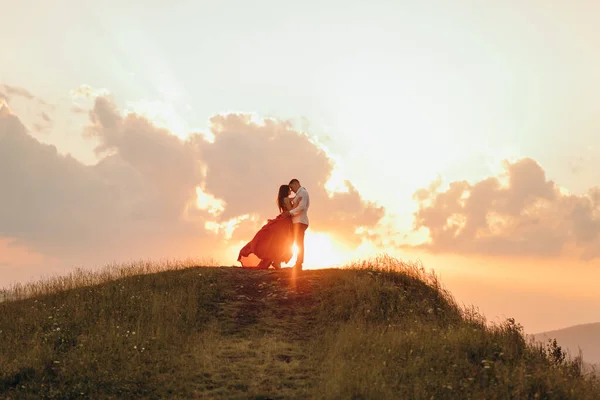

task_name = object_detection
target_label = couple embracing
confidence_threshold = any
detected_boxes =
[238,179,310,270]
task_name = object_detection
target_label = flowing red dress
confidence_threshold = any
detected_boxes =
[237,213,294,268]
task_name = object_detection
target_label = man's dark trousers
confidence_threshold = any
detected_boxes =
[293,223,308,269]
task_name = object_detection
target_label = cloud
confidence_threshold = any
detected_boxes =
[84,96,206,224]
[70,84,111,99]
[0,90,384,272]
[0,84,53,133]
[32,113,52,133]
[71,106,87,114]
[0,84,49,107]
[408,158,600,260]
[0,98,220,267]
[0,237,65,288]
[0,84,35,100]
[0,237,47,266]
[195,113,385,247]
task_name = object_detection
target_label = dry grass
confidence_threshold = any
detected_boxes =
[1,255,598,399]
[1,257,219,302]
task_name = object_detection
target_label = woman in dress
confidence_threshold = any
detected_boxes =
[237,184,302,269]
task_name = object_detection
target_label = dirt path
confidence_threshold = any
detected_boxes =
[197,268,322,400]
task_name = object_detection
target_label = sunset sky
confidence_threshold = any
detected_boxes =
[2,0,600,334]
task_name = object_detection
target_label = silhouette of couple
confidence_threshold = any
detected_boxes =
[238,179,310,270]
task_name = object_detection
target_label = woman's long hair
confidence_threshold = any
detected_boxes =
[277,184,290,213]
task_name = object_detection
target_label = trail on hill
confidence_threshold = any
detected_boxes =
[197,268,320,399]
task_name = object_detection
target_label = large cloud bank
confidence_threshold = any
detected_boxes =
[0,89,384,269]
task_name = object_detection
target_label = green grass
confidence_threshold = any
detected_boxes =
[1,256,598,399]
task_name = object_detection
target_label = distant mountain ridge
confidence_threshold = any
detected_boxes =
[533,322,600,366]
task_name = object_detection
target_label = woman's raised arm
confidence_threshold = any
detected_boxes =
[283,197,302,211]
[290,196,302,209]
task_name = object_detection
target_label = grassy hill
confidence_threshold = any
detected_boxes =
[1,257,598,399]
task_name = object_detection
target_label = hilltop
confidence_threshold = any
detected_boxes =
[1,257,599,399]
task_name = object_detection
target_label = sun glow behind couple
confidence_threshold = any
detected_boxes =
[234,229,356,269]
[288,231,351,269]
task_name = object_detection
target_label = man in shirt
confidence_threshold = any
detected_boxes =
[284,178,310,270]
